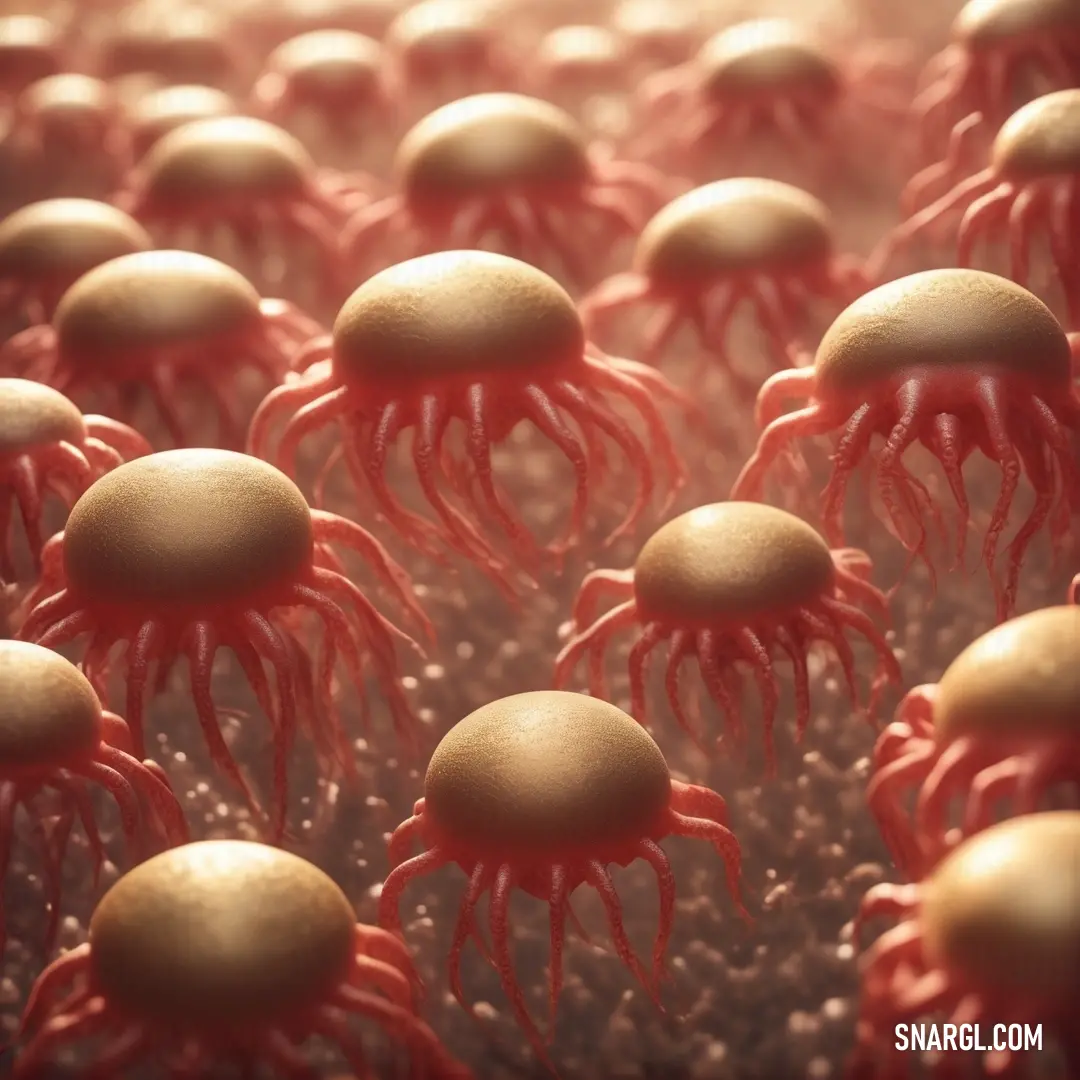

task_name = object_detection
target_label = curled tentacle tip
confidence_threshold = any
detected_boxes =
[406,631,430,661]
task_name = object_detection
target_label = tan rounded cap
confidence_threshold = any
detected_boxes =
[0,641,102,767]
[139,117,316,201]
[99,8,233,86]
[0,17,61,93]
[332,251,585,380]
[613,0,700,66]
[238,0,402,41]
[922,812,1080,999]
[89,841,357,1025]
[633,502,835,625]
[0,15,55,51]
[396,94,592,203]
[536,25,623,73]
[953,0,1080,46]
[934,606,1080,740]
[635,179,833,285]
[63,449,314,606]
[0,379,86,454]
[286,0,403,36]
[992,89,1080,179]
[0,200,151,282]
[128,85,238,157]
[18,74,113,118]
[425,691,672,855]
[53,251,263,365]
[269,30,382,98]
[815,269,1071,394]
[388,0,492,54]
[697,20,840,101]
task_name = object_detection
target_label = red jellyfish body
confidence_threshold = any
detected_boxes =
[124,84,239,162]
[527,24,629,119]
[0,251,322,449]
[555,503,900,767]
[378,691,747,1069]
[233,0,403,52]
[874,91,1080,325]
[0,379,149,585]
[611,0,704,76]
[249,251,688,588]
[849,813,1080,1080]
[731,269,1080,621]
[631,18,910,181]
[0,17,63,104]
[3,75,131,188]
[868,605,1080,880]
[383,0,518,113]
[340,93,669,284]
[94,5,244,91]
[0,641,188,958]
[0,199,151,327]
[13,841,472,1079]
[17,449,426,841]
[913,0,1080,159]
[114,117,370,291]
[581,179,869,393]
[253,30,390,140]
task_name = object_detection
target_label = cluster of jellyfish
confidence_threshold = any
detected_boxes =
[0,0,1078,1077]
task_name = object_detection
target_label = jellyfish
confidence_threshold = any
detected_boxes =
[379,690,748,1069]
[124,84,239,161]
[631,19,910,181]
[3,75,131,191]
[339,93,669,284]
[114,117,371,294]
[0,640,188,957]
[0,251,323,448]
[731,269,1080,621]
[873,90,1080,327]
[253,29,389,139]
[0,199,151,327]
[233,0,402,53]
[556,502,899,767]
[0,16,63,104]
[18,449,427,841]
[13,841,472,1078]
[94,4,243,90]
[383,0,517,112]
[850,812,1080,1079]
[912,0,1080,159]
[580,179,868,394]
[868,605,1080,879]
[248,250,688,590]
[526,24,629,119]
[0,378,149,585]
